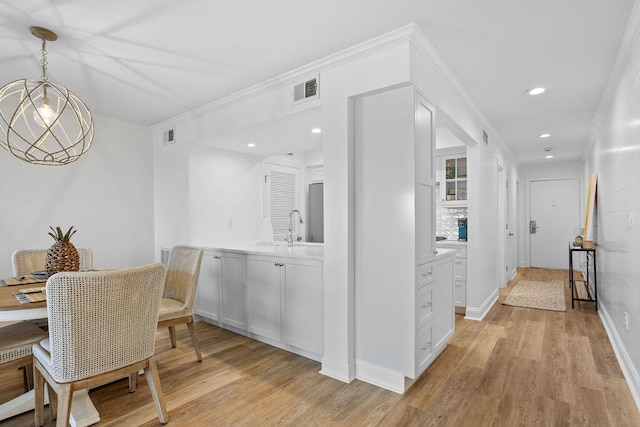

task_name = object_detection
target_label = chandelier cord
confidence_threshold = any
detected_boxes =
[40,38,48,82]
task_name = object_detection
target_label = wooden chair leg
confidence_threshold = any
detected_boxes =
[22,363,35,392]
[34,364,45,427]
[186,321,202,362]
[129,372,138,392]
[48,383,58,420]
[144,356,168,424]
[168,326,177,348]
[56,383,73,427]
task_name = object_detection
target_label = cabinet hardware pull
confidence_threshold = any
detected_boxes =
[421,342,431,350]
[421,302,432,308]
[214,256,221,259]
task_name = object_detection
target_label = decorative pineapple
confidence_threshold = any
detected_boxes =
[46,226,80,277]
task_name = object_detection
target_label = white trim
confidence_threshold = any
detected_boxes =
[320,356,356,383]
[598,303,640,412]
[464,288,498,321]
[355,359,405,394]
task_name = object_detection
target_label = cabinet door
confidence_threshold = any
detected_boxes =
[433,256,454,351]
[220,252,247,330]
[247,255,282,341]
[282,258,323,354]
[196,251,221,321]
[415,92,436,265]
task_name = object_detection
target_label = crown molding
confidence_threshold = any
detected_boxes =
[587,0,640,152]
[151,24,418,132]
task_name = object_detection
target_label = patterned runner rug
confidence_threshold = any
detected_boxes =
[502,280,566,312]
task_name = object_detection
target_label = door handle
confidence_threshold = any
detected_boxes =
[529,220,538,234]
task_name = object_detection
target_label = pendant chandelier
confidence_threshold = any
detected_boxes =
[0,27,94,165]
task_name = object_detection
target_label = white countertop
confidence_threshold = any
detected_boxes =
[435,248,456,257]
[199,242,324,260]
[436,240,468,246]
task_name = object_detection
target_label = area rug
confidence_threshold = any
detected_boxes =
[502,280,566,312]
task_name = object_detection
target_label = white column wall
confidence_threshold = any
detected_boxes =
[584,4,640,408]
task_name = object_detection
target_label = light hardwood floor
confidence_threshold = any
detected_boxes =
[1,268,638,426]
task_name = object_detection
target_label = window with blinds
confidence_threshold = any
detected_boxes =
[263,162,302,241]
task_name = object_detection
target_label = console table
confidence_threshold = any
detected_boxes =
[568,245,597,310]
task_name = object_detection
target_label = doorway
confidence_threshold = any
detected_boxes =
[529,178,580,269]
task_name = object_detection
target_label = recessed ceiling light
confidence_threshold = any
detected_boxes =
[539,133,551,138]
[247,143,256,148]
[545,155,554,159]
[526,87,546,96]
[311,128,322,134]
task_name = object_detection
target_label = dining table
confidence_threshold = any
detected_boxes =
[0,277,100,427]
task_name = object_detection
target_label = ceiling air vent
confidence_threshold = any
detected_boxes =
[292,76,319,104]
[163,129,176,146]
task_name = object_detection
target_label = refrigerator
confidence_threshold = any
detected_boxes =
[307,182,324,243]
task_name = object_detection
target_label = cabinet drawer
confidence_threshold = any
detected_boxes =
[416,284,434,329]
[454,258,466,281]
[416,320,435,373]
[417,263,435,287]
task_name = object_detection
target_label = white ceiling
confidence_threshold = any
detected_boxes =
[0,0,635,164]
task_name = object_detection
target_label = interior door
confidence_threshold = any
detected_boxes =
[530,178,580,269]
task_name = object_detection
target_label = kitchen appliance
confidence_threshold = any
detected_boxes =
[458,217,467,241]
[307,182,324,242]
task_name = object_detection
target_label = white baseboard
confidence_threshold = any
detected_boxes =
[598,303,640,412]
[464,288,499,321]
[355,359,405,394]
[320,356,356,384]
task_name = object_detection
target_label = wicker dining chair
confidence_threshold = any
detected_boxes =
[11,248,94,276]
[0,321,48,392]
[32,264,169,427]
[157,245,204,362]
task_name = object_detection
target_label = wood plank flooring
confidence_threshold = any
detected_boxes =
[1,267,638,426]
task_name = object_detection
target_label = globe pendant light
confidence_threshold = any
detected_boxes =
[0,27,94,165]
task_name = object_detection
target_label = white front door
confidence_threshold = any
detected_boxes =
[530,178,580,269]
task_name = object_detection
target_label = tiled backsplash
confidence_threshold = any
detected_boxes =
[436,183,468,240]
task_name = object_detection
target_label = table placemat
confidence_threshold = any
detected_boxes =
[0,274,47,286]
[12,289,47,304]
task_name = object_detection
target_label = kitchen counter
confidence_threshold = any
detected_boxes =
[435,248,456,257]
[199,242,324,260]
[436,240,468,246]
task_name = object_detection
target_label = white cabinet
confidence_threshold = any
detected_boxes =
[437,243,467,309]
[196,250,247,329]
[247,255,323,356]
[282,258,323,354]
[441,154,467,206]
[247,255,282,341]
[219,252,247,330]
[354,86,452,392]
[196,251,222,321]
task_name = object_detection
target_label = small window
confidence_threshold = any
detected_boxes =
[263,163,302,241]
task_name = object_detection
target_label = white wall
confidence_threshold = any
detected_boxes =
[188,146,262,246]
[0,116,155,273]
[584,3,640,408]
[517,160,585,267]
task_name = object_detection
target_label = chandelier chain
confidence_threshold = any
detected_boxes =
[40,39,48,82]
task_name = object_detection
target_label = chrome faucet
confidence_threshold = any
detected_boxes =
[287,209,304,247]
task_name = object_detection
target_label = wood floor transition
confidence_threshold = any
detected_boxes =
[1,267,638,426]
